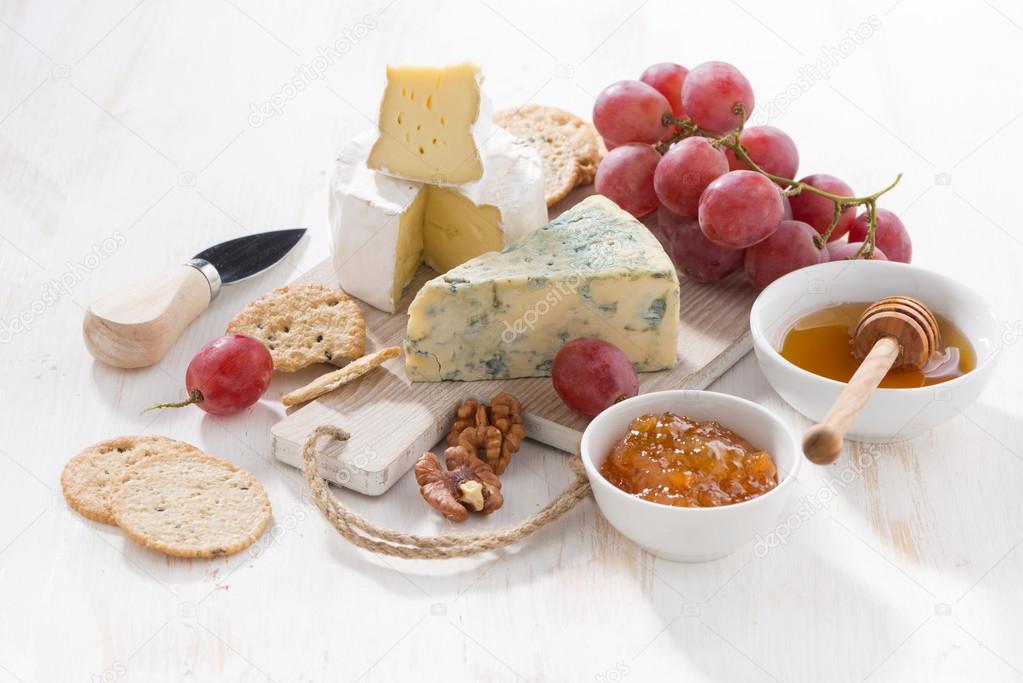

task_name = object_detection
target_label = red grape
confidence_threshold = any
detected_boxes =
[744,220,827,288]
[653,137,728,217]
[593,80,672,144]
[828,241,888,261]
[644,208,674,254]
[780,193,793,220]
[659,206,744,282]
[788,174,856,241]
[185,334,273,415]
[848,209,911,263]
[698,170,784,249]
[595,143,661,218]
[640,62,688,118]
[655,204,686,241]
[725,125,799,180]
[146,334,273,416]
[552,337,639,417]
[681,61,755,134]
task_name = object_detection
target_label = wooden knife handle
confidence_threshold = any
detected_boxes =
[802,336,900,465]
[83,264,214,368]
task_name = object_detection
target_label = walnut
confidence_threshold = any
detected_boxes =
[414,447,504,522]
[445,395,527,475]
[489,393,526,475]
[457,424,504,467]
[446,398,487,447]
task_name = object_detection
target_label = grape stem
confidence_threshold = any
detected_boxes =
[657,106,901,257]
[141,389,203,415]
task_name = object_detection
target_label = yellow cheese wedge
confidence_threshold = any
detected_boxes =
[367,63,486,185]
[422,187,503,273]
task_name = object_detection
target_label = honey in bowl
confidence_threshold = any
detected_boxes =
[781,302,976,389]
[599,412,778,508]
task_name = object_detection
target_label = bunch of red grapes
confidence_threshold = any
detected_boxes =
[592,61,912,288]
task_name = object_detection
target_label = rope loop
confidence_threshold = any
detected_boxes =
[302,425,592,559]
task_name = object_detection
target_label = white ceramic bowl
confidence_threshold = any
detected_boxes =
[751,260,1001,441]
[579,390,800,562]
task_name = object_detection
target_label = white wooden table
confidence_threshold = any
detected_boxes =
[3,1,1022,680]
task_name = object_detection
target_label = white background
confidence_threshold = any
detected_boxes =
[2,0,1023,681]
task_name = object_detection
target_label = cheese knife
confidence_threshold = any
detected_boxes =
[83,228,306,369]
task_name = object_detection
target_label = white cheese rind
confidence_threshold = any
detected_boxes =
[330,131,424,313]
[330,128,547,314]
[441,125,546,246]
[404,195,681,382]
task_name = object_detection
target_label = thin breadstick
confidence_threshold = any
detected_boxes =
[282,347,401,407]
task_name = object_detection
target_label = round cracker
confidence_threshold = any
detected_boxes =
[61,435,202,525]
[111,451,272,558]
[227,284,366,372]
[493,104,605,206]
[543,157,580,208]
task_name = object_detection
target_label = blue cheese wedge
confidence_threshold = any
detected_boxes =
[404,195,680,381]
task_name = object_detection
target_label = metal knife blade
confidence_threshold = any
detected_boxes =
[193,228,306,286]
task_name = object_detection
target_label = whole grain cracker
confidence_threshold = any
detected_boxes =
[227,284,365,372]
[578,128,608,184]
[111,450,272,558]
[281,346,401,407]
[493,105,605,206]
[61,435,203,525]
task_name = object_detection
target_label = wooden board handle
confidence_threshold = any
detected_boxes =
[83,265,212,368]
[802,336,900,465]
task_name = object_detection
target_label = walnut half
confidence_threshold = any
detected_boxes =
[445,394,527,475]
[489,393,526,475]
[414,447,504,522]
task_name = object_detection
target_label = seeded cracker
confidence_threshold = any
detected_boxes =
[112,450,272,558]
[61,435,203,525]
[227,284,365,372]
[281,346,401,407]
[493,104,605,206]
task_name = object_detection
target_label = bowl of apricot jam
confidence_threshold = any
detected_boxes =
[751,260,1001,441]
[580,390,800,562]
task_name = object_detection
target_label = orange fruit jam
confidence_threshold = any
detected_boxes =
[599,412,778,508]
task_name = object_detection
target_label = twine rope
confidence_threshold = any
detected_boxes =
[302,425,592,559]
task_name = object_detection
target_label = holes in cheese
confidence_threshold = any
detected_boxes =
[367,63,486,185]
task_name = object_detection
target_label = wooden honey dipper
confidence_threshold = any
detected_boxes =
[802,296,942,465]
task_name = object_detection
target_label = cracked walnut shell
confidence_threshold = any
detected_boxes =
[414,447,504,522]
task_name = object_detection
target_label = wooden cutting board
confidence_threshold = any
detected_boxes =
[271,191,757,495]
